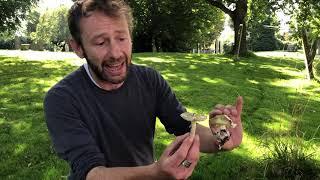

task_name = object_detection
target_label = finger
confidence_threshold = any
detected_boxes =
[209,109,223,118]
[225,105,237,116]
[186,135,200,163]
[235,96,243,116]
[223,108,231,115]
[165,133,189,156]
[184,135,200,177]
[170,135,195,165]
[230,108,238,117]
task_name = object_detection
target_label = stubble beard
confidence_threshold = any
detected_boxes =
[83,50,130,85]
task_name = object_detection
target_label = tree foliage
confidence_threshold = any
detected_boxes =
[0,0,38,32]
[31,6,70,51]
[0,30,16,49]
[283,0,320,79]
[127,0,224,52]
[247,0,280,51]
[25,9,40,38]
[206,0,248,56]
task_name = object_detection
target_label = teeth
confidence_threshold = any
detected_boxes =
[109,64,120,67]
[108,62,123,67]
[105,62,123,72]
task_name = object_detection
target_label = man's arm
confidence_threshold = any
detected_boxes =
[196,124,219,153]
[86,134,200,180]
[86,165,158,180]
[196,96,244,153]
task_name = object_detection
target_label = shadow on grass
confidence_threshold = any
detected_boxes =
[0,52,319,179]
[134,53,320,142]
[0,56,77,179]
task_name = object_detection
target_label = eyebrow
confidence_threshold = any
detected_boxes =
[91,30,128,39]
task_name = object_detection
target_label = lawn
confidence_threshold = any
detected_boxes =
[0,52,319,179]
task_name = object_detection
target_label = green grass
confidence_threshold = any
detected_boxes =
[0,52,319,179]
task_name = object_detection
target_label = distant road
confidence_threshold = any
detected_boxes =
[0,49,318,64]
[0,50,85,66]
[255,50,320,60]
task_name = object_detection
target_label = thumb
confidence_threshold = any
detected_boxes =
[165,133,189,156]
[235,96,243,116]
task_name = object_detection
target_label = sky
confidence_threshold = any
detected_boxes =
[276,10,291,34]
[38,0,73,12]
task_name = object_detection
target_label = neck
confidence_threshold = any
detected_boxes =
[88,66,124,91]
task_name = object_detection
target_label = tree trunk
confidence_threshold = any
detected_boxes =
[317,40,320,55]
[231,0,248,56]
[15,36,21,50]
[152,35,157,53]
[301,29,318,80]
[206,0,248,56]
[150,0,158,52]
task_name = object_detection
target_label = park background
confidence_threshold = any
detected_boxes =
[0,0,320,179]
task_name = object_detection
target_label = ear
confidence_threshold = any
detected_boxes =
[69,38,85,58]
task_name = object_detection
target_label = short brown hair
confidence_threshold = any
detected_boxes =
[68,0,133,44]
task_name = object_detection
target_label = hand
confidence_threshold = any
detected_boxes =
[155,133,200,180]
[209,96,243,150]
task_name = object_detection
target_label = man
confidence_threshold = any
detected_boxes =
[44,0,243,179]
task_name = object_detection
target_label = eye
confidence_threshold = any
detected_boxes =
[118,37,127,42]
[96,41,104,46]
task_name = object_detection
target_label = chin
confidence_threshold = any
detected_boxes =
[103,72,128,84]
[110,77,126,84]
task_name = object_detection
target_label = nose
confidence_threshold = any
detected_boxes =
[109,40,122,60]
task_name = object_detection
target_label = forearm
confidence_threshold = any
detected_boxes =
[196,124,219,153]
[86,163,166,180]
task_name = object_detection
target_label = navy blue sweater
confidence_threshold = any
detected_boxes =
[44,64,190,179]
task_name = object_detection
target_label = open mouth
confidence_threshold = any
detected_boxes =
[104,61,125,75]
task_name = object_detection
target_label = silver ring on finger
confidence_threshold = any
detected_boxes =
[180,159,192,168]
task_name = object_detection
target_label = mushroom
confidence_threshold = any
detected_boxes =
[180,112,207,137]
[209,115,237,149]
[209,114,237,128]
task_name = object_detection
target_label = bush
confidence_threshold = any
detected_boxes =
[250,33,279,51]
[262,137,320,179]
[223,41,233,54]
[0,39,15,49]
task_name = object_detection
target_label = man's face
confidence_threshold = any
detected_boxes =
[78,10,132,84]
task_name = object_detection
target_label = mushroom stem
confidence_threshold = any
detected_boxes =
[190,122,196,137]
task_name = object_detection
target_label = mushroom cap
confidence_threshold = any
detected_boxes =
[209,115,237,128]
[180,112,207,122]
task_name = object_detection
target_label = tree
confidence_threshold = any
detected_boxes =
[206,0,248,56]
[0,30,16,49]
[31,6,70,51]
[247,0,280,51]
[25,9,40,39]
[0,0,38,32]
[127,0,224,52]
[284,0,320,80]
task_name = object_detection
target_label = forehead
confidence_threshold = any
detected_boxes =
[79,10,129,39]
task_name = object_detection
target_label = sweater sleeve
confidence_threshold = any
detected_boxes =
[151,69,191,136]
[44,88,105,180]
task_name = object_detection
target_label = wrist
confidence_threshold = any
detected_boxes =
[150,161,172,180]
[86,166,106,180]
